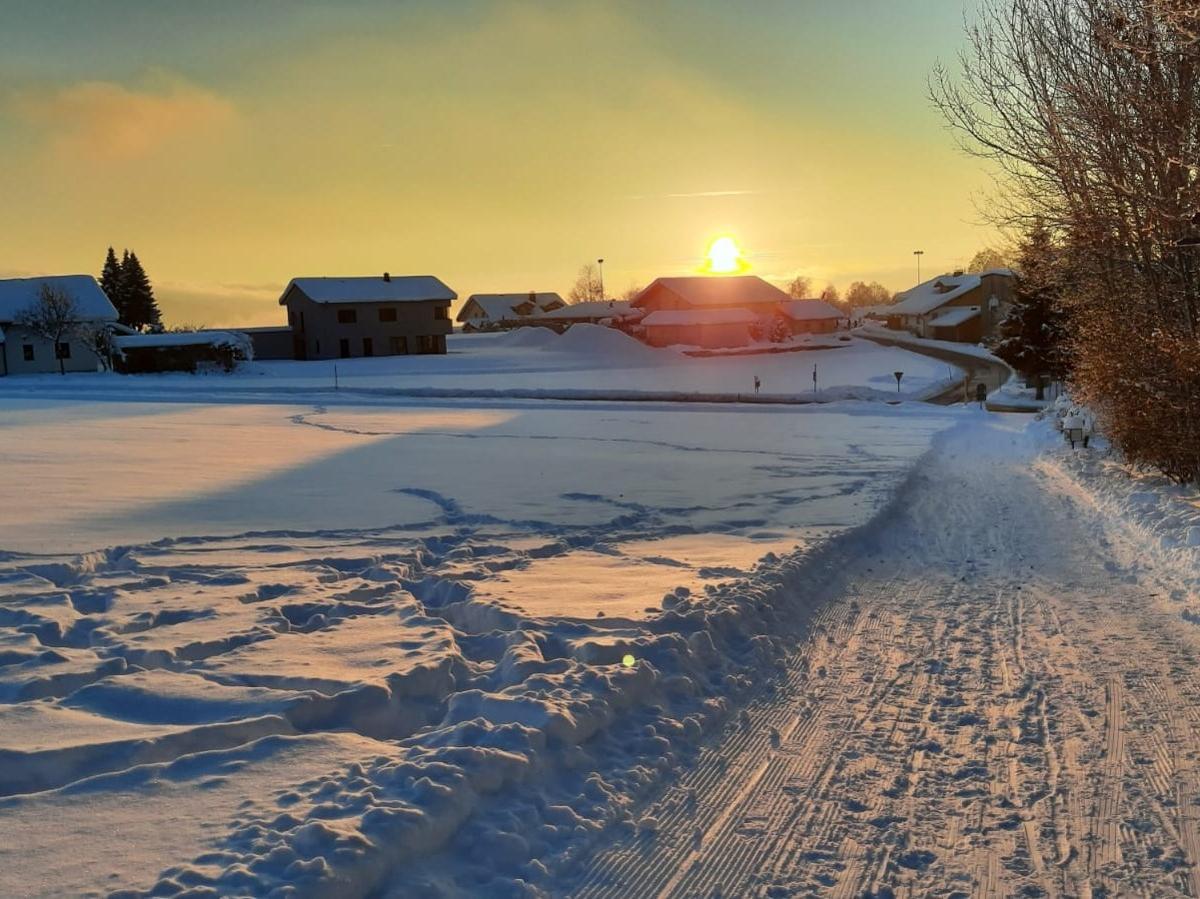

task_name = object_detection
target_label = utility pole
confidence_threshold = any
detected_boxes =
[913,250,925,285]
[597,258,605,301]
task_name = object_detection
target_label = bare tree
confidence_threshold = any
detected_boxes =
[568,264,604,303]
[786,275,812,299]
[967,247,1010,272]
[620,282,644,301]
[932,0,1200,481]
[17,284,85,375]
[845,281,893,307]
[82,325,115,371]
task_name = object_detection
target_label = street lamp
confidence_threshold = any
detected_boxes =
[597,258,605,301]
[913,250,925,285]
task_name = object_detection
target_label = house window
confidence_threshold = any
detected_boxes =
[378,307,397,322]
[363,337,374,357]
[300,310,306,330]
[434,305,449,321]
[337,308,357,324]
[22,344,34,362]
[390,336,408,355]
[416,335,437,354]
[339,338,350,358]
[56,342,71,360]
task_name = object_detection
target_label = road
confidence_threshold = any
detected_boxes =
[562,415,1200,898]
[858,330,1014,407]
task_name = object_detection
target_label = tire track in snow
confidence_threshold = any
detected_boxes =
[561,417,1200,899]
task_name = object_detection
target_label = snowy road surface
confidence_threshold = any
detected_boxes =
[561,417,1200,898]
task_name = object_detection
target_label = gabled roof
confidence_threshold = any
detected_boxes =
[889,273,981,316]
[779,299,846,321]
[281,275,456,306]
[0,275,118,324]
[534,299,633,320]
[632,275,791,309]
[458,292,563,322]
[642,307,759,327]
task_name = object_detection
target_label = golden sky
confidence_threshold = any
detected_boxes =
[0,1,998,326]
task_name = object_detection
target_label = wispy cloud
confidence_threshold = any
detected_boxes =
[10,71,235,162]
[624,189,766,201]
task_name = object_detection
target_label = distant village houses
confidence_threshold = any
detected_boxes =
[457,292,565,331]
[530,299,637,333]
[886,270,1014,342]
[279,274,455,360]
[0,275,117,376]
[632,276,845,349]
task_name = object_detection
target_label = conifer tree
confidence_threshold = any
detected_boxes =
[120,251,162,331]
[99,247,124,319]
[991,223,1070,400]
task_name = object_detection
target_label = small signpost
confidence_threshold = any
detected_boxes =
[975,382,987,408]
[893,371,903,393]
[812,364,818,393]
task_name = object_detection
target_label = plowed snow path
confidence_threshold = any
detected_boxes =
[566,417,1200,898]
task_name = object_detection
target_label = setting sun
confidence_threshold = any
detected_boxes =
[704,236,747,274]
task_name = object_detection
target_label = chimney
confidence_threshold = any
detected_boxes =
[383,272,391,282]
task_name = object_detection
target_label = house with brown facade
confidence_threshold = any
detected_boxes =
[632,276,795,348]
[630,276,845,348]
[886,270,1014,343]
[280,274,454,360]
[457,292,565,331]
[777,299,847,335]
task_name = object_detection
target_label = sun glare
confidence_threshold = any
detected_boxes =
[704,236,746,274]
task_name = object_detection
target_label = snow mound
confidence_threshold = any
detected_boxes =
[554,323,665,362]
[492,326,560,350]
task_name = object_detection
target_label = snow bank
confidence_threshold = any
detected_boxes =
[1032,413,1200,598]
[554,322,664,362]
[856,322,1007,365]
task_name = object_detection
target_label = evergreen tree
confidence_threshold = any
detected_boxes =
[99,247,124,319]
[120,251,162,331]
[992,223,1070,400]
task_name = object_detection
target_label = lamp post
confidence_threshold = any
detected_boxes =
[913,250,925,285]
[597,258,605,301]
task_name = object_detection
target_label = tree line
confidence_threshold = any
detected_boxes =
[933,0,1200,483]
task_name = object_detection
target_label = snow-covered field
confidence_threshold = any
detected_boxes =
[0,325,963,403]
[4,324,1200,896]
[0,341,959,897]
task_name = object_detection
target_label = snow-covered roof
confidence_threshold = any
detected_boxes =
[113,331,247,349]
[890,274,981,316]
[458,293,563,322]
[779,299,846,321]
[633,275,791,309]
[0,275,118,324]
[534,299,633,320]
[980,267,1015,278]
[928,307,980,328]
[642,308,759,327]
[281,275,456,306]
